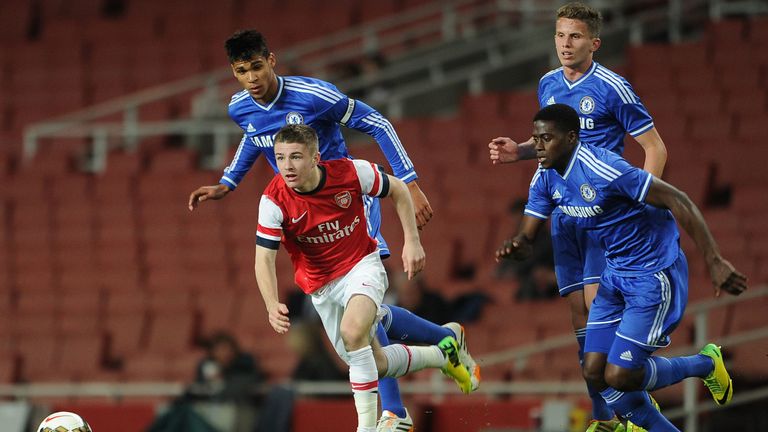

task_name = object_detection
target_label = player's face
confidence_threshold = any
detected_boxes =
[532,120,577,172]
[555,18,600,72]
[231,53,278,104]
[274,141,320,191]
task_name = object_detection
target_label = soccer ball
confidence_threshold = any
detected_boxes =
[36,412,92,432]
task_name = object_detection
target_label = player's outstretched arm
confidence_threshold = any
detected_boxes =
[488,136,537,164]
[406,181,433,228]
[644,177,747,297]
[255,245,291,333]
[495,215,543,261]
[634,127,668,177]
[188,184,231,211]
[387,174,425,280]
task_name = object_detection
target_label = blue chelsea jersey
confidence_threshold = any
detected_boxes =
[538,62,654,155]
[524,143,679,275]
[221,76,416,189]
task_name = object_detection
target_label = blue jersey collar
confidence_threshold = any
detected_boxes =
[560,142,582,179]
[561,62,597,90]
[250,76,284,111]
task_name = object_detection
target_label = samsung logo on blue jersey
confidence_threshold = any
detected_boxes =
[250,135,275,148]
[559,205,604,218]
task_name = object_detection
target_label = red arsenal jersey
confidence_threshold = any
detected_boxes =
[256,159,390,293]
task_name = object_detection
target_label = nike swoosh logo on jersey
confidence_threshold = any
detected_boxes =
[291,211,307,223]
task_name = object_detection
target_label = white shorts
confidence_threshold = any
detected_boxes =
[310,251,388,364]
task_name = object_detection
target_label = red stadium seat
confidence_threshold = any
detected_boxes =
[55,334,105,380]
[145,315,195,355]
[122,352,171,381]
[724,88,767,117]
[502,90,539,120]
[460,93,504,120]
[197,290,239,337]
[105,312,148,359]
[687,113,734,142]
[667,42,708,70]
[677,88,723,117]
[707,19,748,45]
[16,336,58,381]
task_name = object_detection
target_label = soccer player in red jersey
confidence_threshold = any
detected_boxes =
[254,124,472,431]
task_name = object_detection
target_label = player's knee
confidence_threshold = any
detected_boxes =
[604,365,640,392]
[340,320,369,351]
[582,355,606,387]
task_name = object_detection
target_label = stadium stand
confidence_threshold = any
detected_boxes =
[1,1,768,430]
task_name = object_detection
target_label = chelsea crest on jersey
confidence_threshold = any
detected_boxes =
[221,75,417,190]
[525,143,679,275]
[538,62,655,156]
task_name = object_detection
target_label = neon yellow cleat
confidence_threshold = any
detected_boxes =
[437,336,473,394]
[442,322,481,391]
[586,419,625,432]
[699,343,733,405]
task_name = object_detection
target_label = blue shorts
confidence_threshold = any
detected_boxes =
[584,250,688,368]
[551,212,606,296]
[364,195,390,259]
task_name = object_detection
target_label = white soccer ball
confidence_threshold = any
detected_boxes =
[36,412,92,432]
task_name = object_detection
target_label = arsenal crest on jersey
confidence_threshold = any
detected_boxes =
[334,191,352,208]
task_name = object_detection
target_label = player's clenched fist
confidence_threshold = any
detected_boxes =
[488,137,521,164]
[707,256,747,297]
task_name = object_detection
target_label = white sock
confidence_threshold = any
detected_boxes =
[348,345,378,429]
[382,344,445,378]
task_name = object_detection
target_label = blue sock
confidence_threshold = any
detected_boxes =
[600,388,679,431]
[375,323,407,418]
[382,304,453,344]
[641,355,714,391]
[576,328,613,421]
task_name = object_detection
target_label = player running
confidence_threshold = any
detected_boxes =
[497,104,746,432]
[488,3,667,429]
[188,30,480,430]
[256,125,473,432]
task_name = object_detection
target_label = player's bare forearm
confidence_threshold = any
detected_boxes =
[634,128,667,177]
[388,175,420,243]
[644,178,747,295]
[388,175,425,277]
[406,181,433,228]
[517,139,537,160]
[255,246,292,333]
[254,246,280,309]
[645,178,719,262]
